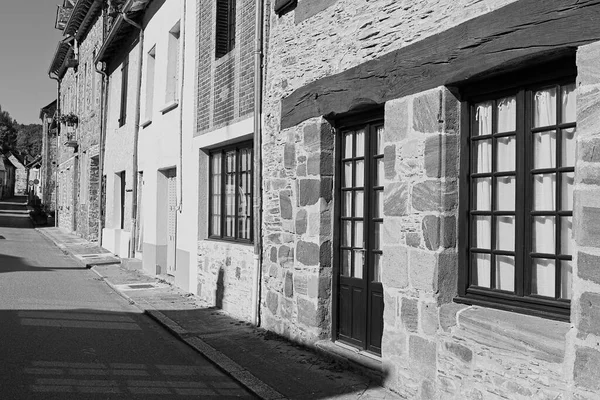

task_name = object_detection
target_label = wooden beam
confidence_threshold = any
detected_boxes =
[280,0,600,129]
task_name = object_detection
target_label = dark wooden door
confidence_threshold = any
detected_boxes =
[337,121,384,355]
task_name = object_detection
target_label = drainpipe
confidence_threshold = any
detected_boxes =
[95,61,108,243]
[177,0,187,212]
[49,72,61,227]
[251,0,264,327]
[122,10,143,259]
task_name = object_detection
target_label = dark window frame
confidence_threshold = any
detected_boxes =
[455,57,577,321]
[215,0,236,59]
[208,141,253,243]
[119,56,129,127]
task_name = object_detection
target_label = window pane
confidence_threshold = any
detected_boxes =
[496,136,515,172]
[373,253,382,283]
[561,172,574,210]
[474,177,492,210]
[343,191,352,217]
[344,132,353,159]
[355,191,364,218]
[373,222,381,251]
[532,258,556,297]
[495,255,515,292]
[376,126,385,155]
[496,96,516,133]
[533,130,556,169]
[344,162,353,187]
[355,129,365,157]
[354,221,363,249]
[532,216,555,254]
[495,216,515,251]
[473,139,492,173]
[355,160,364,187]
[472,216,491,249]
[342,221,351,247]
[495,176,515,211]
[471,253,491,288]
[560,260,573,300]
[533,87,557,128]
[353,250,363,279]
[560,128,576,167]
[375,158,384,186]
[561,83,576,124]
[560,217,573,256]
[533,173,556,211]
[474,102,492,136]
[373,191,383,218]
[341,250,351,276]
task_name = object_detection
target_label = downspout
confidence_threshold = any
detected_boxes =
[122,10,143,259]
[49,72,61,227]
[251,0,264,327]
[177,0,187,212]
[95,62,108,243]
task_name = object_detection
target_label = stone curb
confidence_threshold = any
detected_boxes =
[87,266,285,400]
[35,227,86,267]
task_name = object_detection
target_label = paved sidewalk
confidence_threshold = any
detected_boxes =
[36,226,402,400]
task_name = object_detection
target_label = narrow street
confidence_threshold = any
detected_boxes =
[0,197,255,399]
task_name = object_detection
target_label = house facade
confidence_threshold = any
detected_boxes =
[259,0,600,398]
[39,100,58,213]
[0,153,16,199]
[48,0,104,239]
[7,153,28,195]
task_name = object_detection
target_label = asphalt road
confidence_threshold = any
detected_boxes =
[0,198,255,399]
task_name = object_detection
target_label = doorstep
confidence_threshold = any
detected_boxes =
[315,339,384,383]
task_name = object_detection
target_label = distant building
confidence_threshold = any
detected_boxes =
[0,153,16,199]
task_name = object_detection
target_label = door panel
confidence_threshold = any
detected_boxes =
[166,170,177,275]
[337,121,384,355]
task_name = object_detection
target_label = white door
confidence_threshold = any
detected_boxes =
[166,169,177,275]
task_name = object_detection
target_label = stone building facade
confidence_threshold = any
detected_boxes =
[260,0,600,398]
[39,101,58,213]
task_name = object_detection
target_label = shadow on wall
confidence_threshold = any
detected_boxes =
[215,266,225,309]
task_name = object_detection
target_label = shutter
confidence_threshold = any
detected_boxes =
[215,0,230,58]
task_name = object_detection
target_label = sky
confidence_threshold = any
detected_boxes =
[0,1,64,125]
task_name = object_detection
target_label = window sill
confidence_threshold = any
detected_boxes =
[141,118,152,128]
[203,237,253,247]
[160,100,179,115]
[454,304,570,363]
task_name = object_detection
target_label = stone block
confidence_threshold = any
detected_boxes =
[410,249,437,292]
[294,274,308,296]
[406,232,421,248]
[439,303,467,332]
[384,181,408,216]
[320,241,332,269]
[437,250,458,304]
[577,41,600,88]
[578,292,600,337]
[401,298,418,332]
[284,142,295,169]
[421,302,438,335]
[422,215,440,250]
[382,328,406,358]
[383,217,403,245]
[297,297,325,328]
[579,163,600,185]
[444,135,459,178]
[412,180,457,212]
[298,179,320,206]
[578,250,600,284]
[307,153,320,176]
[266,290,279,314]
[384,291,397,326]
[577,86,600,137]
[576,206,600,248]
[385,98,409,143]
[297,240,320,266]
[278,245,294,263]
[284,271,294,298]
[320,177,333,203]
[413,90,441,134]
[295,209,307,235]
[279,191,293,219]
[303,122,320,148]
[409,335,437,379]
[441,215,456,248]
[270,246,277,263]
[382,245,409,289]
[384,145,396,180]
[580,138,600,162]
[443,88,460,134]
[574,346,600,391]
[297,163,307,176]
[424,135,442,178]
[444,341,472,363]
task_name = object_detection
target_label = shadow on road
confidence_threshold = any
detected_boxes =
[0,254,82,274]
[0,197,32,229]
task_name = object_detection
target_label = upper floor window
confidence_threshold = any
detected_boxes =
[119,56,129,127]
[145,45,156,120]
[215,0,236,58]
[458,60,576,320]
[165,22,180,104]
[209,142,253,242]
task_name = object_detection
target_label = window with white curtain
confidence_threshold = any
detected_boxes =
[459,67,576,320]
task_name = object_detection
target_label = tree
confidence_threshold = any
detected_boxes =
[15,123,43,158]
[0,105,17,152]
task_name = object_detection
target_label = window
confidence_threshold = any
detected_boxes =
[458,62,576,320]
[119,56,129,127]
[145,45,156,120]
[165,23,180,104]
[215,0,236,58]
[209,142,252,242]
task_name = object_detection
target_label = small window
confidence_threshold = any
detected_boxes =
[119,56,129,127]
[209,142,253,242]
[145,45,156,120]
[165,23,180,104]
[458,62,576,320]
[215,0,236,58]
